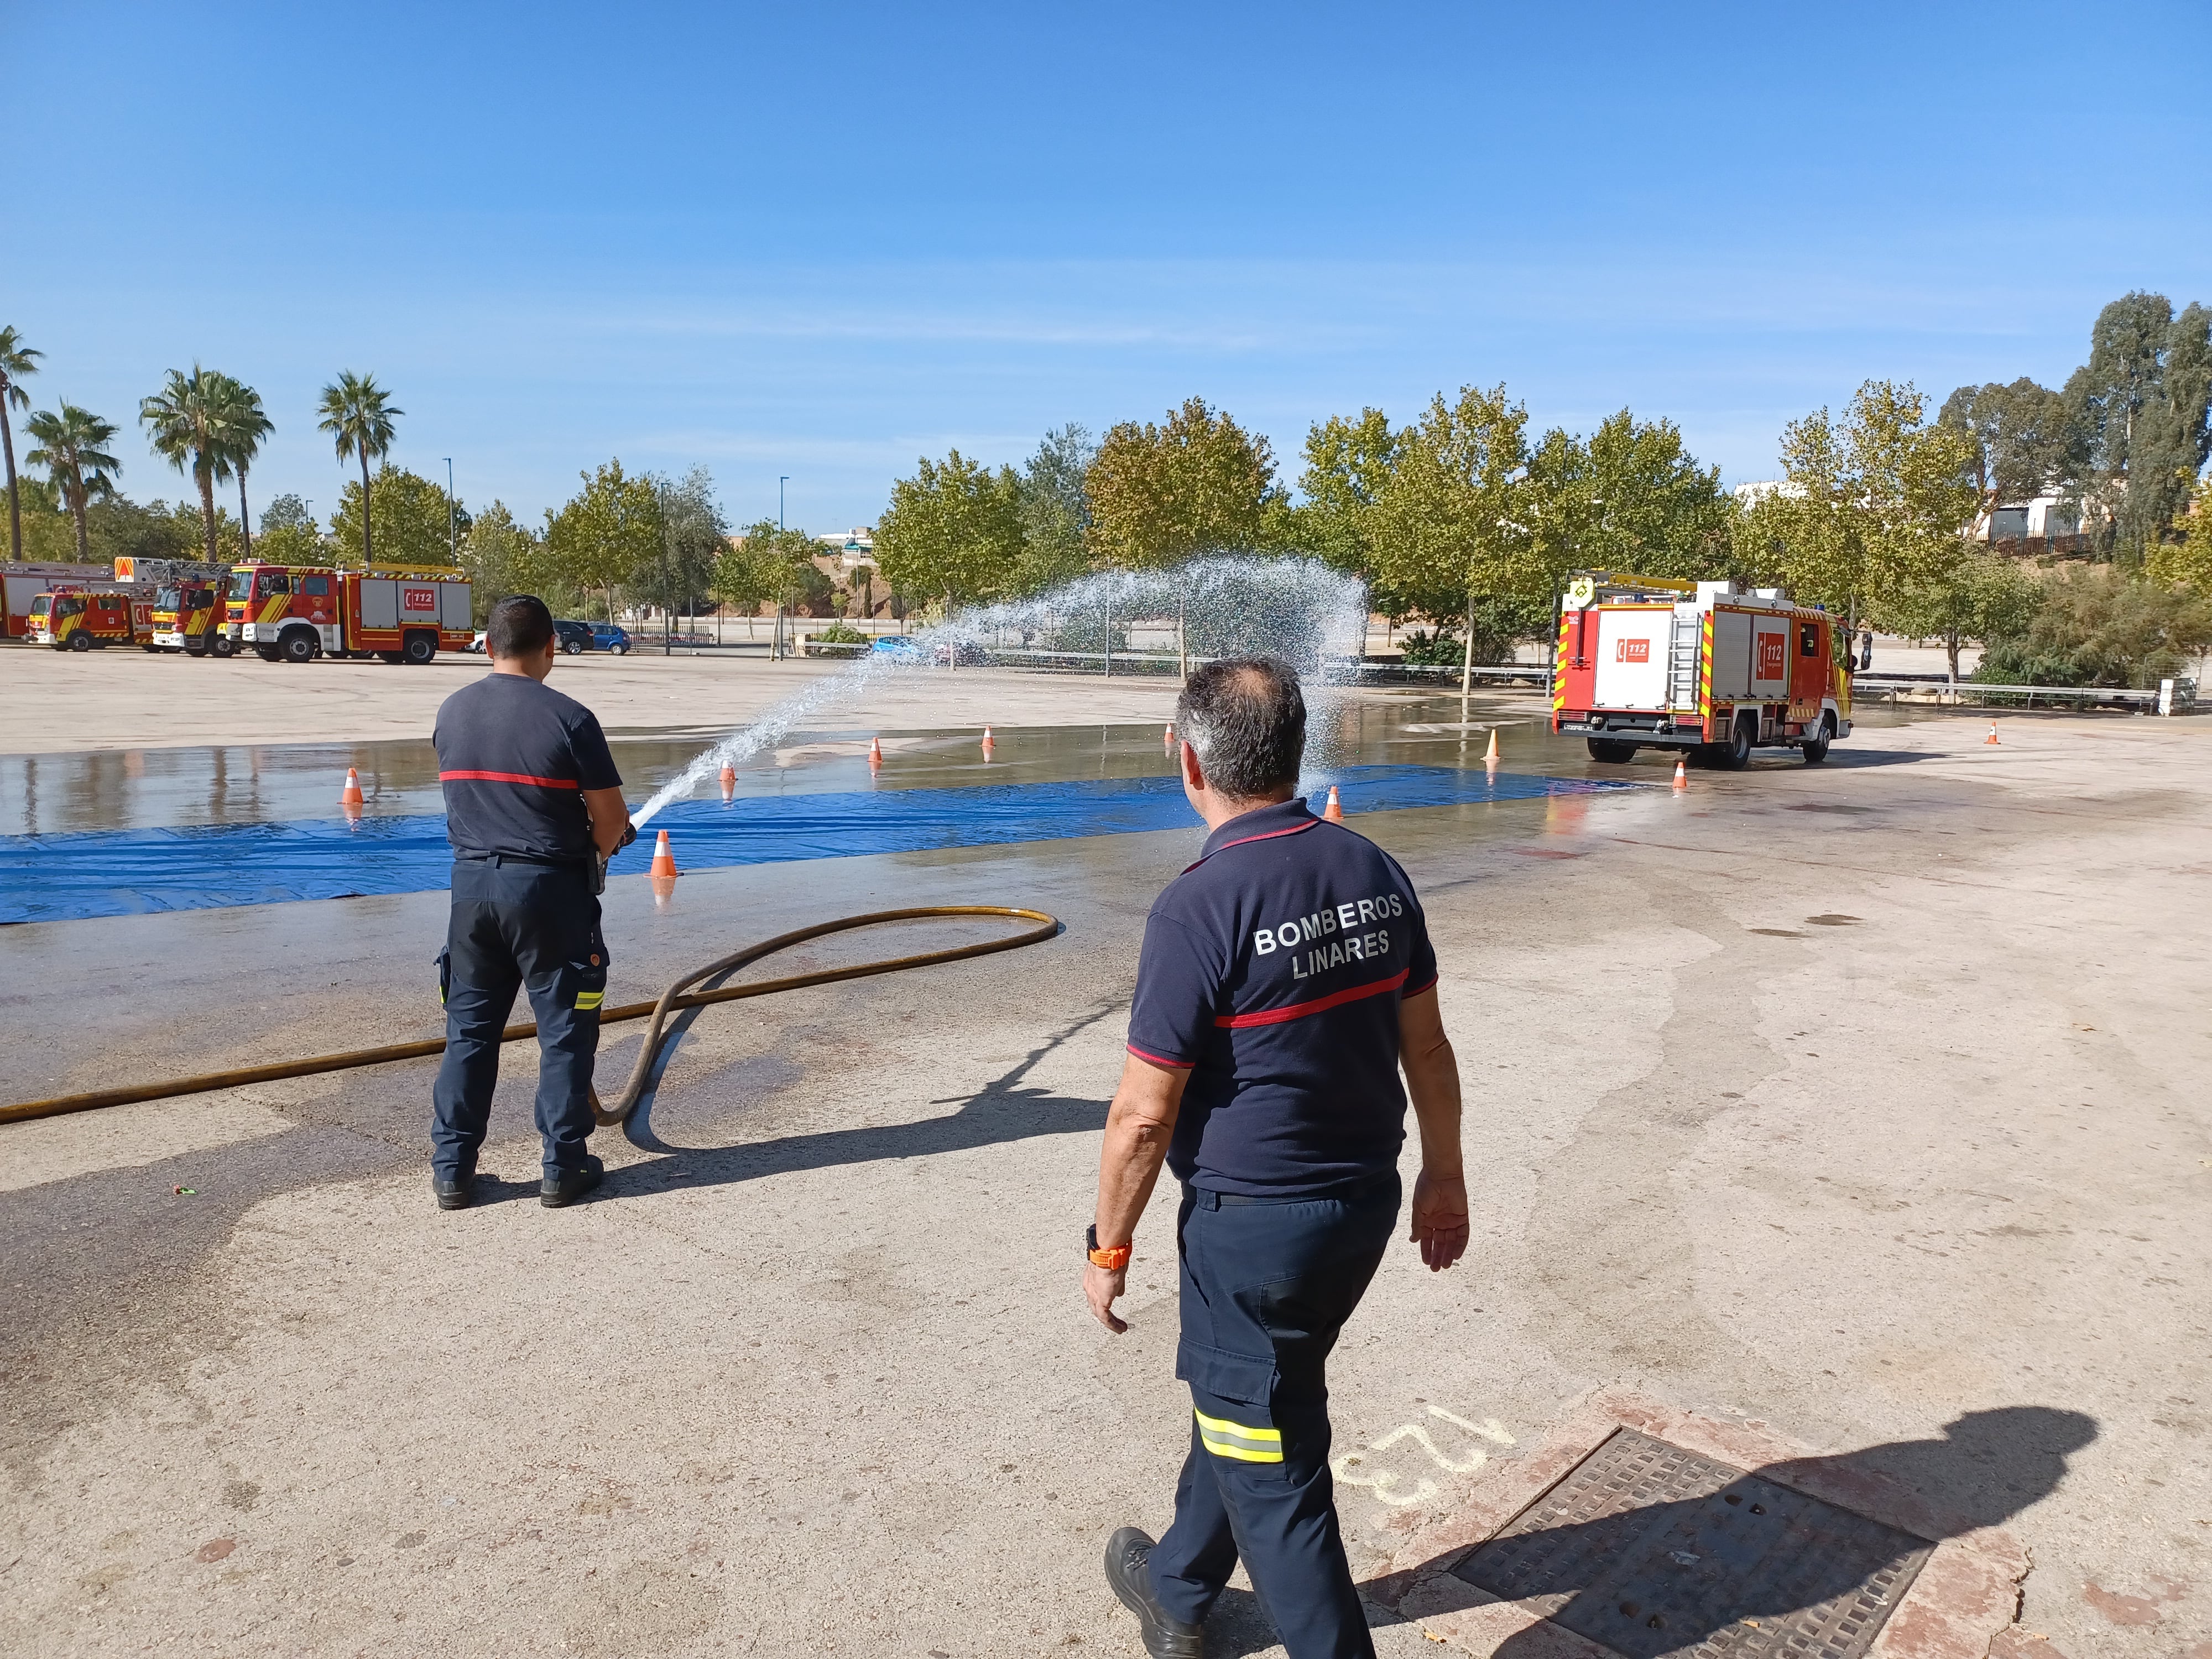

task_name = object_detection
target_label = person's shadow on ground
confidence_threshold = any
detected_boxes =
[1340,1406,2096,1659]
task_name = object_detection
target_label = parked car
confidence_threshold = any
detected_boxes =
[551,620,634,655]
[870,635,925,659]
[466,629,488,654]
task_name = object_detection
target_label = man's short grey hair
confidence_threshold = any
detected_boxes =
[1176,657,1306,801]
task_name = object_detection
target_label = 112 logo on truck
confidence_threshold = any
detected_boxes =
[1614,638,1651,663]
[1757,630,1787,677]
[401,586,439,613]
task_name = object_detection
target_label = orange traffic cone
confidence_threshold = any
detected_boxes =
[1672,757,1688,792]
[868,735,883,769]
[648,829,679,880]
[1483,728,1500,765]
[1164,723,1175,749]
[981,724,996,752]
[340,766,364,809]
[1322,785,1344,822]
[718,762,736,802]
[1984,723,2000,745]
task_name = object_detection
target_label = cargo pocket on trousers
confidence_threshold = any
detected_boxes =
[435,947,451,1008]
[566,945,609,1015]
[1177,1341,1284,1463]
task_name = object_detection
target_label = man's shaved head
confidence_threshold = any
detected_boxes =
[1175,657,1305,801]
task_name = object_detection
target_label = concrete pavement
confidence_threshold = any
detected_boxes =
[1,707,2208,1657]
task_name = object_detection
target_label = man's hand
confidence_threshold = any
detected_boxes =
[1084,1262,1129,1334]
[1409,1169,1469,1271]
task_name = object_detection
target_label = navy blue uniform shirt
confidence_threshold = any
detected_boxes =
[434,673,623,867]
[1126,797,1438,1197]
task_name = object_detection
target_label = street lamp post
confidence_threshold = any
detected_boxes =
[779,477,789,530]
[444,458,456,564]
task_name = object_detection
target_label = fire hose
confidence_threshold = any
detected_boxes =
[0,906,1061,1128]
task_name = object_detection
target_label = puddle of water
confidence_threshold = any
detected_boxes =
[0,764,1642,925]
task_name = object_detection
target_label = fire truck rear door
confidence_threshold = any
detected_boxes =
[1592,608,1669,708]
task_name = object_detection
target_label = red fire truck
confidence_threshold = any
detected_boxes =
[2,560,113,640]
[120,557,236,656]
[224,564,474,663]
[1552,572,1853,768]
[26,585,156,650]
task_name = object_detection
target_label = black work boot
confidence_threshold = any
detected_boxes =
[434,1167,476,1211]
[1104,1526,1203,1659]
[540,1153,604,1208]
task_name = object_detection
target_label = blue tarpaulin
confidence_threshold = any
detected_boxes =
[0,765,1638,925]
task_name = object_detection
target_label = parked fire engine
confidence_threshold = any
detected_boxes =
[2,561,113,640]
[1552,572,1853,768]
[121,557,235,656]
[224,564,473,664]
[26,585,156,650]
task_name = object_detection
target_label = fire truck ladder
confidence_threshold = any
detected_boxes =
[1667,609,1702,712]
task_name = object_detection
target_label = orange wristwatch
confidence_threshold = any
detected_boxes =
[1086,1225,1133,1270]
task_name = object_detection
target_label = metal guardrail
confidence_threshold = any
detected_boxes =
[1853,676,2197,711]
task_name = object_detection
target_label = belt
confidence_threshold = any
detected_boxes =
[1188,1169,1398,1208]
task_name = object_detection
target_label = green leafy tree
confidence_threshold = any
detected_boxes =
[709,534,780,636]
[1976,566,2212,687]
[206,375,273,560]
[1294,408,1399,593]
[316,371,401,565]
[139,366,230,561]
[875,449,1024,612]
[1525,410,1736,592]
[0,326,41,561]
[1367,384,1535,695]
[1938,377,2081,526]
[728,520,834,641]
[1014,424,1097,595]
[458,501,547,622]
[2147,486,2212,593]
[331,465,463,569]
[639,466,728,641]
[1085,398,1290,568]
[1884,547,2044,682]
[1743,380,1979,627]
[2062,293,2212,557]
[544,459,662,621]
[23,403,123,561]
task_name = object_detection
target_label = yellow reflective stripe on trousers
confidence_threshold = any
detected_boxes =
[573,990,604,1010]
[1195,1408,1282,1462]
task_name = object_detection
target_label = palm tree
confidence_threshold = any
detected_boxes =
[0,326,43,562]
[139,367,230,561]
[316,372,401,566]
[207,374,274,559]
[24,403,123,561]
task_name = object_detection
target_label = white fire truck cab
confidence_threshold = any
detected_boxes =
[1552,572,1854,769]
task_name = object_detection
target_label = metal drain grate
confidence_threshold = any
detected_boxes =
[1452,1428,1933,1659]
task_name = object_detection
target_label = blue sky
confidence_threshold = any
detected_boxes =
[11,1,2210,534]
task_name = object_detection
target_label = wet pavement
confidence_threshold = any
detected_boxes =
[3,697,2200,1659]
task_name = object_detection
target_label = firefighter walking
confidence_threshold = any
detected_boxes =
[430,594,633,1211]
[1086,657,1469,1659]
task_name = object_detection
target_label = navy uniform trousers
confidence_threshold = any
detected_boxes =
[431,855,611,1181]
[1147,1171,1400,1658]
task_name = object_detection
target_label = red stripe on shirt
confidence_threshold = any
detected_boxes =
[1182,816,1319,872]
[1125,1042,1195,1070]
[1213,968,1409,1029]
[439,769,580,789]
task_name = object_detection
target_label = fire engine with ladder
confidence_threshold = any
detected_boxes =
[1551,572,1854,768]
[120,557,236,656]
[24,583,155,650]
[224,563,473,663]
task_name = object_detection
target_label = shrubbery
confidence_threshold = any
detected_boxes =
[1974,567,2212,688]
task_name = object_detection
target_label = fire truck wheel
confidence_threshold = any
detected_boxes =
[209,635,235,658]
[281,629,319,665]
[255,645,282,662]
[1801,716,1834,764]
[1719,717,1754,770]
[1585,737,1638,764]
[402,633,437,665]
[68,633,93,652]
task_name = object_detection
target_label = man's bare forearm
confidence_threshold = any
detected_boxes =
[1400,990,1463,1177]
